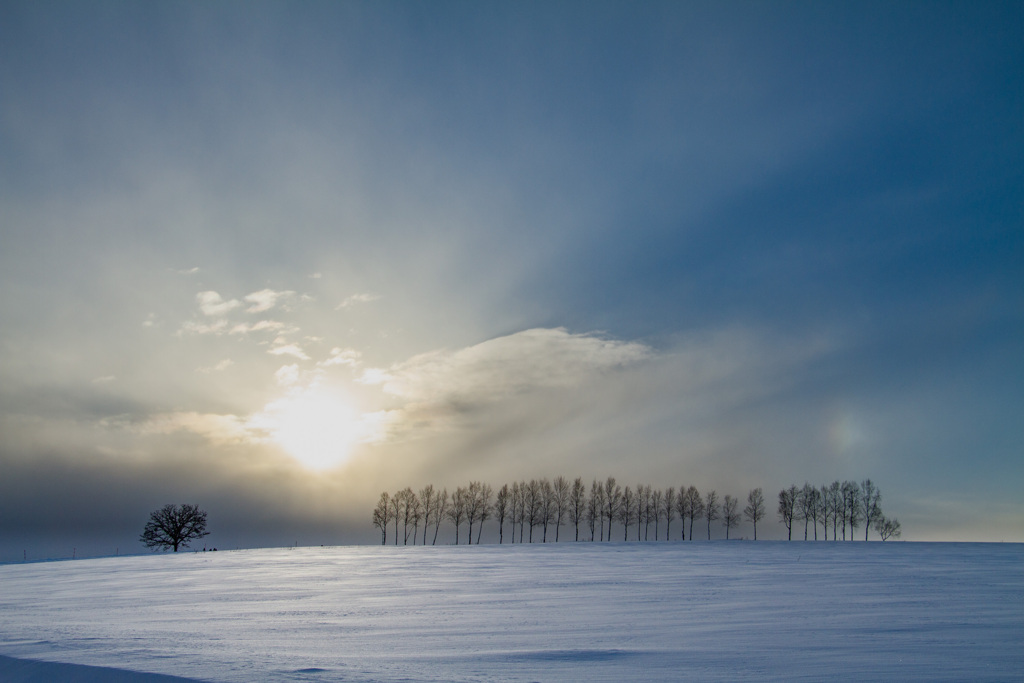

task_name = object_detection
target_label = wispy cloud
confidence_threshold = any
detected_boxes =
[197,359,234,374]
[336,293,380,310]
[229,320,292,335]
[244,289,295,314]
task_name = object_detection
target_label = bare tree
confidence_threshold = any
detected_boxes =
[688,489,704,540]
[603,477,621,542]
[638,485,652,541]
[418,485,436,546]
[778,485,798,540]
[495,484,511,544]
[539,478,555,542]
[860,479,882,541]
[826,481,842,540]
[511,481,524,543]
[551,476,570,542]
[721,495,740,539]
[389,492,402,546]
[818,484,832,541]
[140,504,209,552]
[525,479,542,542]
[447,486,469,545]
[475,482,493,544]
[842,481,862,540]
[797,483,816,541]
[587,479,603,541]
[703,490,721,540]
[372,492,390,545]
[743,488,765,540]
[569,477,586,541]
[651,489,664,541]
[431,488,448,545]
[874,516,901,541]
[663,487,676,541]
[619,486,636,541]
[410,492,424,545]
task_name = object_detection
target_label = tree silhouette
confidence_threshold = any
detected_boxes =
[603,477,621,542]
[685,486,703,541]
[778,486,797,540]
[744,488,765,540]
[569,477,586,541]
[663,487,676,541]
[703,490,721,540]
[495,484,511,544]
[552,476,570,542]
[140,504,209,552]
[722,494,740,539]
[875,515,901,541]
[372,492,390,545]
[860,479,882,541]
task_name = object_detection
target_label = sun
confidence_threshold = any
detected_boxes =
[263,388,362,470]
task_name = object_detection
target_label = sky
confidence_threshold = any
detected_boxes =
[1,1,1021,560]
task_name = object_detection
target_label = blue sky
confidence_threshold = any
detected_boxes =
[1,1,1021,558]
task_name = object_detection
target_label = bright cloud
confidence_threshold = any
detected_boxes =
[321,347,362,368]
[197,291,241,317]
[268,339,311,361]
[378,328,650,404]
[275,364,300,385]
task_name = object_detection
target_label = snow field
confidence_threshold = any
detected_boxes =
[1,542,1021,681]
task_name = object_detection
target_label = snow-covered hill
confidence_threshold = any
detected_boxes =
[1,542,1021,682]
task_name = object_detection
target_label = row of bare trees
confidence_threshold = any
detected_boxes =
[776,479,900,541]
[372,477,900,546]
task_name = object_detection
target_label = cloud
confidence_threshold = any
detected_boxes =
[179,319,229,336]
[377,328,651,404]
[229,320,292,335]
[91,375,116,384]
[171,267,200,275]
[197,359,234,374]
[335,293,380,310]
[135,412,263,447]
[275,364,300,386]
[321,347,362,368]
[244,289,295,314]
[268,338,311,361]
[197,291,241,317]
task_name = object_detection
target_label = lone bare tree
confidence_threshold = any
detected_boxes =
[140,504,209,552]
[552,476,570,542]
[744,488,765,540]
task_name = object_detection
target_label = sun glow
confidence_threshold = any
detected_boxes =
[261,388,364,470]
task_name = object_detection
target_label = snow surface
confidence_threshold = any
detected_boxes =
[1,542,1021,682]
